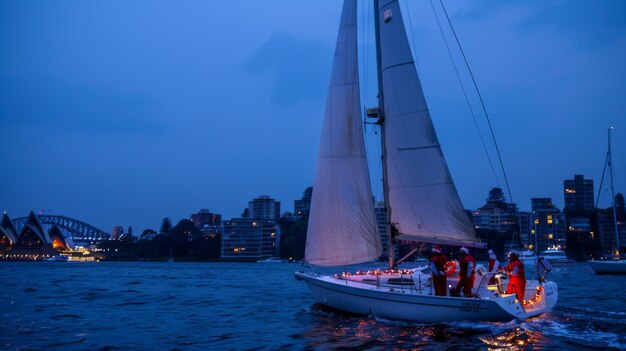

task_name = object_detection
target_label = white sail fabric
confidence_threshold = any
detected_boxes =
[306,0,382,266]
[376,0,477,243]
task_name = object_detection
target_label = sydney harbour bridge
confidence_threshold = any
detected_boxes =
[12,215,110,242]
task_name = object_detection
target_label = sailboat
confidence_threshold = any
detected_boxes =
[590,127,626,275]
[295,0,558,322]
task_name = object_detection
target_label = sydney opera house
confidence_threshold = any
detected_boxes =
[0,211,69,260]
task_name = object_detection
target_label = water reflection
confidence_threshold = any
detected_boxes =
[300,304,552,350]
[479,327,540,350]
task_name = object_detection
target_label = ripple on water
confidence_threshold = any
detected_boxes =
[2,262,625,350]
[48,314,83,320]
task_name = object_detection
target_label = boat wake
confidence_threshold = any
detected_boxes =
[303,302,626,350]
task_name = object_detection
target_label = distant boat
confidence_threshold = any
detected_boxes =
[589,258,626,275]
[46,254,69,262]
[590,127,625,275]
[519,250,538,265]
[295,0,558,323]
[540,249,575,265]
[257,257,283,263]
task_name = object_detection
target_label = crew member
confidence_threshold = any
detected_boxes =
[429,245,447,296]
[505,251,526,301]
[488,249,502,285]
[454,247,476,297]
[537,256,552,283]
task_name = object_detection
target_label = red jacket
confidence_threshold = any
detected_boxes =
[431,253,447,272]
[459,255,476,276]
[506,258,525,279]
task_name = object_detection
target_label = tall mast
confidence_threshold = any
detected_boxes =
[608,127,620,255]
[373,0,394,269]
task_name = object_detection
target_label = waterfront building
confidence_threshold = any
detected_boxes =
[0,212,19,247]
[473,202,519,234]
[375,202,388,258]
[190,209,222,229]
[472,189,521,252]
[563,175,596,260]
[564,175,594,211]
[294,187,313,220]
[221,218,279,260]
[2,211,60,260]
[48,226,69,250]
[248,195,281,221]
[596,194,626,255]
[111,226,124,240]
[531,198,567,252]
[519,211,532,250]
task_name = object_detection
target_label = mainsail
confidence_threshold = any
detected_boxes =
[376,0,478,245]
[305,0,382,266]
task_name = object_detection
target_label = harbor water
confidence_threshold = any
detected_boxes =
[1,261,625,350]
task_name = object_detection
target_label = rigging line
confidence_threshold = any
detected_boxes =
[595,152,609,209]
[403,0,420,76]
[361,0,369,117]
[429,0,501,188]
[439,0,514,204]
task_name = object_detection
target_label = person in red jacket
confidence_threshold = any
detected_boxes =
[429,245,447,296]
[454,247,476,297]
[505,251,526,301]
[488,249,502,285]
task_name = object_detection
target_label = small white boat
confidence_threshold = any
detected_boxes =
[519,250,537,265]
[540,249,575,265]
[589,259,626,275]
[257,257,283,263]
[46,254,69,262]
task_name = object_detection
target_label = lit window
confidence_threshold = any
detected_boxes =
[534,219,539,224]
[548,219,553,224]
[233,248,239,252]
[547,215,552,220]
[548,234,553,239]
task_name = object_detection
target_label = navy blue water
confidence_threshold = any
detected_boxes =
[1,262,625,350]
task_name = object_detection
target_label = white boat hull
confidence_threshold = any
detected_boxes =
[589,260,626,275]
[295,271,557,323]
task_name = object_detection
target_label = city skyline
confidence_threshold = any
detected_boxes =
[2,1,625,232]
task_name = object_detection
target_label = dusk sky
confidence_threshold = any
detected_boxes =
[2,0,625,234]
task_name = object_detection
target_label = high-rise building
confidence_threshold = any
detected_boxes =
[564,175,594,211]
[248,195,281,221]
[531,198,566,252]
[563,175,595,260]
[375,201,389,257]
[519,211,532,249]
[294,187,313,220]
[221,218,279,260]
[190,209,222,229]
[597,194,626,255]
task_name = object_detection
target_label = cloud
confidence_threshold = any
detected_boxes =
[244,32,332,106]
[1,75,164,136]
[451,0,626,47]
